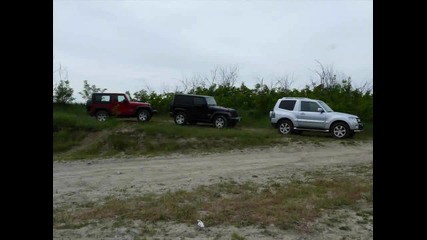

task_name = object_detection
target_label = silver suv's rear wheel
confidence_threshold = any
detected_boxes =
[331,122,350,138]
[278,119,293,135]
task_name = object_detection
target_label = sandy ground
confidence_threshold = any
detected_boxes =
[53,140,373,240]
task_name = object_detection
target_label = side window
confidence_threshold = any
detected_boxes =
[193,97,206,105]
[101,95,111,103]
[301,101,320,112]
[117,95,126,102]
[279,100,296,110]
[175,95,192,105]
[94,95,111,103]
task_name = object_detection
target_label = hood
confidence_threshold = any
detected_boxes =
[209,105,235,112]
[333,111,358,118]
[130,101,150,107]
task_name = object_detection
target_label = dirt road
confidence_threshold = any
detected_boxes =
[53,140,373,240]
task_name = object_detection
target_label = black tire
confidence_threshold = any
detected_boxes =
[331,122,350,139]
[277,119,293,135]
[213,115,228,129]
[174,112,187,125]
[136,109,150,122]
[95,110,109,122]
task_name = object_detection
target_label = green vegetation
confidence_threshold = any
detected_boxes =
[53,116,372,160]
[133,79,372,123]
[53,103,372,160]
[53,63,372,160]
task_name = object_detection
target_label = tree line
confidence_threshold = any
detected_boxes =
[53,62,373,122]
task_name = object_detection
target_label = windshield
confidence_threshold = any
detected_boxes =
[126,94,132,101]
[318,100,333,112]
[206,96,217,106]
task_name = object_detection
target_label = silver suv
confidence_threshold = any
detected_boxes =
[269,97,363,138]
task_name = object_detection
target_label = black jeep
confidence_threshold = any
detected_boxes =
[169,94,241,128]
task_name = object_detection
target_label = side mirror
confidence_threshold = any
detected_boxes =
[317,107,324,113]
[123,99,129,103]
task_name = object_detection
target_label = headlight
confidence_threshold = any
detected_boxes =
[348,117,358,124]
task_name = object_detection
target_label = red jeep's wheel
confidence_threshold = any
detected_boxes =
[136,109,150,122]
[95,110,109,122]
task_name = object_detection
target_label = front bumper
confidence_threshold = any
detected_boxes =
[228,117,241,124]
[353,123,364,132]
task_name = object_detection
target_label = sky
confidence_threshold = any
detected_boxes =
[53,0,373,103]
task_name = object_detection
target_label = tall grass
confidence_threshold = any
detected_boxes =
[53,103,118,131]
[53,103,119,154]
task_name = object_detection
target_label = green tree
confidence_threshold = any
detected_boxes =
[78,80,107,101]
[53,80,75,104]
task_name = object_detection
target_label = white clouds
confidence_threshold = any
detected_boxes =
[53,0,372,102]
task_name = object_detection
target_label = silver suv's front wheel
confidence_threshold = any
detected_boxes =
[331,122,350,138]
[278,119,293,135]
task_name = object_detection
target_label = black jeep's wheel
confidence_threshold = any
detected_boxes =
[277,119,293,135]
[213,115,228,129]
[136,109,150,122]
[174,112,187,125]
[95,110,109,122]
[331,122,350,139]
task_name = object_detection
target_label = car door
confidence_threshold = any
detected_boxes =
[112,94,133,117]
[94,94,114,112]
[296,100,327,129]
[191,97,209,121]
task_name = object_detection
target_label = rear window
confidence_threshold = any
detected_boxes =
[94,94,111,103]
[174,95,193,105]
[279,100,296,110]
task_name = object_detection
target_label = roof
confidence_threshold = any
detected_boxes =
[174,93,213,98]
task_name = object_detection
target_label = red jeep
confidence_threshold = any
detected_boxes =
[86,93,157,122]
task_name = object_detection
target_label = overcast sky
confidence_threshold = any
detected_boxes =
[53,0,373,103]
